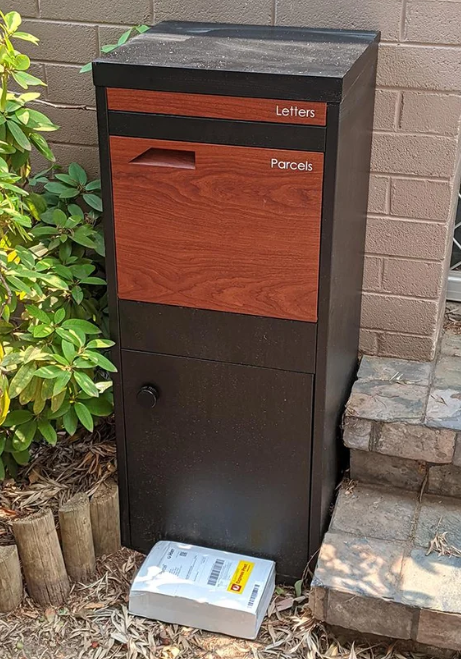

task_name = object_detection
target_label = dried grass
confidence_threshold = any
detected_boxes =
[0,423,435,659]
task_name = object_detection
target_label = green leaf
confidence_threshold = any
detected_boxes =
[54,308,66,324]
[12,420,37,450]
[56,327,85,348]
[117,28,133,46]
[0,456,4,480]
[45,182,73,196]
[25,305,50,324]
[61,340,76,364]
[9,362,36,398]
[62,319,100,335]
[15,54,30,71]
[101,44,118,53]
[50,389,66,413]
[12,71,45,89]
[3,409,33,427]
[7,120,31,151]
[83,351,117,373]
[74,371,99,397]
[87,339,115,349]
[84,397,113,417]
[79,62,92,74]
[52,371,71,396]
[74,401,93,431]
[34,365,65,379]
[68,163,87,185]
[136,25,149,33]
[85,179,101,191]
[62,407,78,435]
[80,277,107,286]
[37,419,57,445]
[29,133,55,161]
[82,193,103,212]
[12,31,39,44]
[12,449,30,466]
[4,11,22,33]
[72,226,96,248]
[294,580,303,598]
[32,324,54,338]
[2,454,17,479]
[69,264,95,278]
[0,435,5,455]
[71,286,84,305]
[52,208,67,227]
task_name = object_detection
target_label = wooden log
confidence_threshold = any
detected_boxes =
[0,545,22,613]
[59,493,96,583]
[13,509,70,606]
[90,480,121,557]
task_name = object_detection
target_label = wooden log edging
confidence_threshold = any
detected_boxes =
[90,480,121,557]
[13,508,70,606]
[59,493,96,583]
[0,545,22,613]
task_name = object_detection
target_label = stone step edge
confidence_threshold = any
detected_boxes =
[343,416,460,466]
[349,447,461,497]
[309,584,461,652]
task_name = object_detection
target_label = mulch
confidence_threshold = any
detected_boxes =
[0,424,431,659]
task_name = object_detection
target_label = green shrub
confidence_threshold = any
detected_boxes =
[0,10,114,480]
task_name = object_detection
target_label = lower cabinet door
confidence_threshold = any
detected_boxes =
[121,349,313,579]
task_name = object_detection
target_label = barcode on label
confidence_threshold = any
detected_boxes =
[248,584,260,607]
[207,559,225,586]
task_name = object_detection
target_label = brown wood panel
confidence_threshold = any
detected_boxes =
[107,89,327,126]
[110,137,323,322]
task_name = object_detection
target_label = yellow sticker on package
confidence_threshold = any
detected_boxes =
[227,561,254,594]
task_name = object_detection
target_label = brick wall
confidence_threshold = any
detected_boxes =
[7,0,461,361]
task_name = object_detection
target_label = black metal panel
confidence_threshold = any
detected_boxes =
[95,88,131,546]
[93,21,379,103]
[122,349,313,579]
[309,52,378,555]
[108,112,326,151]
[119,300,317,373]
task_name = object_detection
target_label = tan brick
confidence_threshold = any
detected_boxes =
[417,610,461,650]
[22,20,98,64]
[32,143,100,180]
[371,132,458,177]
[374,89,399,131]
[377,44,461,92]
[351,449,427,490]
[391,178,453,221]
[361,293,438,334]
[365,217,448,260]
[363,256,382,292]
[382,259,444,298]
[359,329,379,355]
[368,175,390,214]
[40,0,151,24]
[31,105,97,146]
[155,0,272,23]
[45,64,95,107]
[400,91,461,136]
[2,0,37,16]
[276,0,402,40]
[404,1,461,45]
[379,332,437,361]
[308,586,327,620]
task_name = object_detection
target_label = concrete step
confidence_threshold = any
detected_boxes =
[310,482,461,652]
[344,328,461,497]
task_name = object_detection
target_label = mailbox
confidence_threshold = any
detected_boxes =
[93,22,379,581]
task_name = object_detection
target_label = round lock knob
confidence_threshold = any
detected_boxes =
[137,385,159,409]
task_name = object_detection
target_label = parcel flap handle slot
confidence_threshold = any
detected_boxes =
[130,148,196,169]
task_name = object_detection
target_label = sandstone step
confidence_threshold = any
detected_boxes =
[344,329,461,497]
[310,482,461,652]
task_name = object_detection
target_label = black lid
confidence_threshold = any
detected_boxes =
[93,21,379,103]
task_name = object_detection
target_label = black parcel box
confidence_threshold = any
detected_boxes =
[93,22,379,582]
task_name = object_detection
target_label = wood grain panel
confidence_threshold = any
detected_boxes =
[110,137,324,322]
[107,89,327,126]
